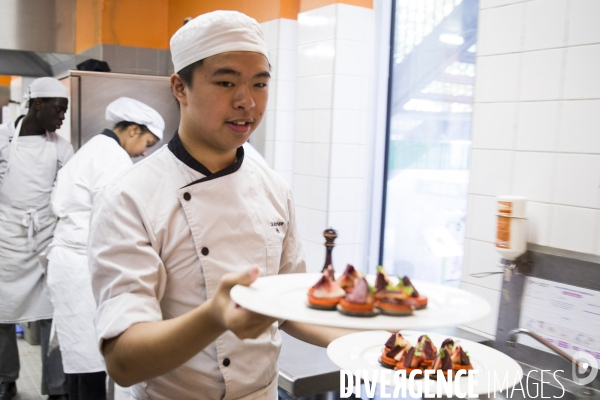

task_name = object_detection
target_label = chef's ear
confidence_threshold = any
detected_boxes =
[171,74,188,107]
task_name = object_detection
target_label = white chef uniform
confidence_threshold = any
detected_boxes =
[0,116,74,323]
[88,132,305,399]
[46,98,164,374]
[47,131,132,373]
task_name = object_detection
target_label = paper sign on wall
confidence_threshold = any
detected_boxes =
[519,277,600,360]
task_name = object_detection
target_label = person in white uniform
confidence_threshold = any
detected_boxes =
[89,10,351,400]
[0,77,72,400]
[47,97,163,400]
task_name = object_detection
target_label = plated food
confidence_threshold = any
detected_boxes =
[307,265,428,317]
[379,331,473,378]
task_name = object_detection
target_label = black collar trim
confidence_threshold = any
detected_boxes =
[100,129,121,146]
[167,131,244,187]
[14,115,25,128]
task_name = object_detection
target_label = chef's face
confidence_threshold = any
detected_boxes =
[173,51,270,152]
[32,98,68,132]
[124,127,159,158]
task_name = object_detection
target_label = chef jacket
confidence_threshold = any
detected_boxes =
[88,132,306,400]
[52,130,132,253]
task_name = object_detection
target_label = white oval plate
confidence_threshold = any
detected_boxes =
[327,330,523,395]
[230,273,490,330]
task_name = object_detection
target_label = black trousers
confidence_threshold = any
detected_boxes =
[0,319,67,395]
[67,371,107,400]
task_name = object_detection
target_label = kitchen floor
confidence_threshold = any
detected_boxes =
[12,336,45,400]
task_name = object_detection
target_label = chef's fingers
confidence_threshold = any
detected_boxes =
[226,307,277,340]
[219,265,260,292]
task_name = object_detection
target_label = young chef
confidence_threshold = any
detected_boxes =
[88,10,351,400]
[0,77,72,400]
[47,97,163,400]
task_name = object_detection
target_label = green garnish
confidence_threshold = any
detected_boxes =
[377,265,383,272]
[440,348,446,358]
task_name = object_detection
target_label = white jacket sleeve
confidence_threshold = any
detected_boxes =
[88,181,167,349]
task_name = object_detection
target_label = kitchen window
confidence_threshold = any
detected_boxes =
[377,0,478,286]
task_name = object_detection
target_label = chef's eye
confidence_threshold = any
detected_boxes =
[217,81,234,87]
[255,82,268,88]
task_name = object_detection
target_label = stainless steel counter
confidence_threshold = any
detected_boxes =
[277,327,494,399]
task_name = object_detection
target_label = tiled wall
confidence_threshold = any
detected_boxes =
[462,0,600,337]
[294,4,374,272]
[256,19,298,188]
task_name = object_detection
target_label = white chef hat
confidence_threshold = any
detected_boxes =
[105,97,165,140]
[27,77,69,100]
[170,10,269,73]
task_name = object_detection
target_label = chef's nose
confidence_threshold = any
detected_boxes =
[233,85,255,110]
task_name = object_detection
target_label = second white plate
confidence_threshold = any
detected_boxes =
[327,330,523,395]
[230,273,490,330]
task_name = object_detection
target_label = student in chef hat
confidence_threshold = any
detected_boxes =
[47,97,163,400]
[0,76,73,400]
[87,10,350,400]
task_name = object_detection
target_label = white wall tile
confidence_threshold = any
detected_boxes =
[294,143,330,177]
[295,110,314,143]
[568,0,600,46]
[296,206,311,239]
[313,110,333,143]
[522,0,567,51]
[336,4,374,43]
[260,19,279,50]
[330,144,366,179]
[460,282,501,336]
[309,176,329,211]
[463,239,504,291]
[512,152,555,202]
[526,201,552,246]
[297,5,336,45]
[564,44,600,99]
[329,178,365,212]
[549,205,597,253]
[333,75,368,111]
[475,54,520,102]
[515,101,559,151]
[332,243,362,271]
[274,110,295,142]
[553,154,600,208]
[472,103,517,150]
[465,195,498,243]
[331,109,364,144]
[276,79,297,112]
[335,40,370,77]
[296,76,333,110]
[278,19,298,51]
[266,80,277,111]
[328,211,363,245]
[297,40,335,77]
[469,150,513,196]
[308,208,328,244]
[293,174,311,207]
[519,49,563,101]
[302,240,326,273]
[276,49,297,81]
[273,141,295,172]
[294,142,312,176]
[311,143,331,178]
[478,4,524,55]
[480,0,530,9]
[558,100,600,154]
[263,111,275,142]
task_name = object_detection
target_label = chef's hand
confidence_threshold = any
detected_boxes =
[211,265,277,340]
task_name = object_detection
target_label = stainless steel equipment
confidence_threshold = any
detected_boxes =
[58,70,180,153]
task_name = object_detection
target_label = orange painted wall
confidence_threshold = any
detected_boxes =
[168,0,300,37]
[76,0,169,52]
[0,76,12,86]
[300,0,372,12]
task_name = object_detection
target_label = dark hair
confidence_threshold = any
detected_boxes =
[177,59,204,88]
[113,121,149,134]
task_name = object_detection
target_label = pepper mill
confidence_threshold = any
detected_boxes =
[322,228,338,272]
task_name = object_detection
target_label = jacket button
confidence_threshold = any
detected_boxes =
[201,247,209,256]
[223,358,230,367]
[183,192,191,201]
